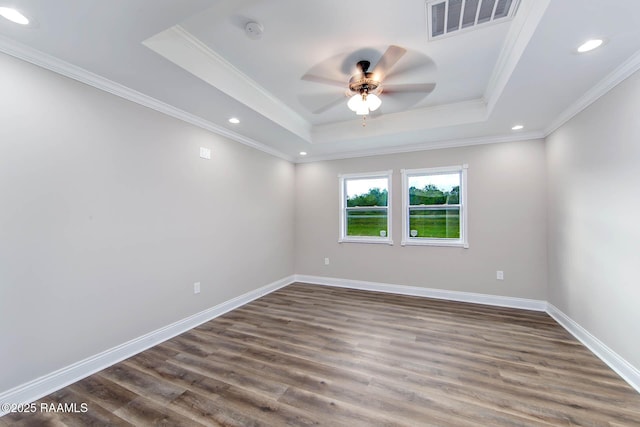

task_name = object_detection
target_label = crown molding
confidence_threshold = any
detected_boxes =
[142,26,312,143]
[484,0,551,114]
[0,33,542,166]
[0,35,293,162]
[311,99,488,146]
[8,23,637,166]
[296,130,545,163]
[544,49,640,137]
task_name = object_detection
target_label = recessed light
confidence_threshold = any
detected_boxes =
[0,7,29,25]
[512,125,524,131]
[228,117,240,124]
[299,151,307,156]
[577,39,603,53]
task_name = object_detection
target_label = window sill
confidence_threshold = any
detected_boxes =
[401,239,468,248]
[339,238,394,245]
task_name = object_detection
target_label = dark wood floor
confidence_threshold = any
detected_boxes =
[2,283,639,426]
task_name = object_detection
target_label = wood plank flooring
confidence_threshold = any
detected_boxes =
[2,283,639,426]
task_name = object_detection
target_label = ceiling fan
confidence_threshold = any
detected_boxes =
[302,45,436,123]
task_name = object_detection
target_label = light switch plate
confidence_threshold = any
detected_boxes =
[199,147,211,159]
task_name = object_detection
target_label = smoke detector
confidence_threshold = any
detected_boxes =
[245,21,264,40]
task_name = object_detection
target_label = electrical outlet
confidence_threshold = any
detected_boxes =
[496,271,504,280]
[194,282,201,294]
[324,257,330,265]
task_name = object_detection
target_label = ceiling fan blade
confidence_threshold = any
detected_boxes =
[385,62,435,81]
[301,74,346,88]
[371,45,407,80]
[383,83,436,94]
[313,96,346,114]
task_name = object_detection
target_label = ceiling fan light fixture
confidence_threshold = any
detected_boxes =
[356,105,370,116]
[347,94,363,112]
[348,92,382,116]
[367,93,382,112]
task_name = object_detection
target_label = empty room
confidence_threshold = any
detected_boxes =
[1,0,639,425]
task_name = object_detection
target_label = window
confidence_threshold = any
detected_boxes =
[339,171,392,244]
[401,165,468,247]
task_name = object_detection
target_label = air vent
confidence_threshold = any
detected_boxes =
[427,0,520,40]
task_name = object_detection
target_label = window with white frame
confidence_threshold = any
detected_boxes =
[339,171,392,244]
[401,165,468,247]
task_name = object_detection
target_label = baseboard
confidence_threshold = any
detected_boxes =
[294,275,639,394]
[294,274,547,311]
[0,275,295,415]
[3,274,637,412]
[546,304,640,394]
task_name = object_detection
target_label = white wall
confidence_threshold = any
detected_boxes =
[295,140,548,300]
[546,70,640,370]
[3,37,638,397]
[0,52,295,393]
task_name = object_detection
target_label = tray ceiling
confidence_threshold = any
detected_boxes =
[1,0,640,161]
